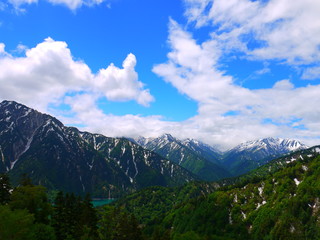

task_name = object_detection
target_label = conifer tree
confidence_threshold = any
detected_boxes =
[80,193,98,239]
[65,193,78,239]
[52,191,67,240]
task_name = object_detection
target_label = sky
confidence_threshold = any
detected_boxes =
[0,0,320,150]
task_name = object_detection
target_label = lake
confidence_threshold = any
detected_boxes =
[92,198,115,207]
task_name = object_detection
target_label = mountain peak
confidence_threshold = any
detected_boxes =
[223,137,309,176]
[1,100,26,111]
[159,133,176,142]
[234,137,308,152]
[0,100,16,106]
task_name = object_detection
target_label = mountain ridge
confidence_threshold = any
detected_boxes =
[222,137,309,176]
[132,134,308,177]
[132,134,231,181]
[0,100,196,197]
[0,100,311,192]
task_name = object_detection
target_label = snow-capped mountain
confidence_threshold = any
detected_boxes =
[134,135,310,179]
[223,137,309,176]
[0,100,195,196]
[133,134,231,181]
[232,137,307,153]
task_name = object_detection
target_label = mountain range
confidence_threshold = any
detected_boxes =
[0,100,195,197]
[132,134,230,181]
[132,134,308,179]
[222,137,308,176]
[0,100,310,197]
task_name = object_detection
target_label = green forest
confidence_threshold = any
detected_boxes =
[0,174,142,240]
[114,151,320,239]
[1,150,320,239]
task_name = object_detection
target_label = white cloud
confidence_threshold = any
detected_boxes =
[0,44,7,56]
[0,38,153,112]
[8,0,37,6]
[15,44,28,53]
[1,35,317,150]
[151,14,320,149]
[45,13,319,150]
[301,67,320,80]
[254,62,271,76]
[8,0,106,10]
[51,0,320,149]
[95,53,154,106]
[63,93,174,138]
[184,0,320,65]
[47,0,83,10]
[272,79,294,90]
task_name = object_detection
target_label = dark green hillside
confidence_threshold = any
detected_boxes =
[115,181,218,234]
[219,145,320,187]
[114,146,320,239]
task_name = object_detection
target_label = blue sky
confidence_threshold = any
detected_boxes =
[0,0,197,120]
[1,0,320,150]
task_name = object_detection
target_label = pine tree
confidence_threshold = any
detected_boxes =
[65,193,79,239]
[80,193,98,239]
[52,191,67,240]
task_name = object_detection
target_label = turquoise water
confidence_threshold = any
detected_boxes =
[92,199,115,207]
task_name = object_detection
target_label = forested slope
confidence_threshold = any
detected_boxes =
[115,146,320,239]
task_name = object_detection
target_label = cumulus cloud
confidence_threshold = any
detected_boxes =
[63,93,174,138]
[55,15,320,150]
[95,53,154,106]
[13,12,315,150]
[55,0,320,149]
[8,0,106,10]
[1,38,317,150]
[0,38,153,112]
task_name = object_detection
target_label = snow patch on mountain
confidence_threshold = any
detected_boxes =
[232,138,308,153]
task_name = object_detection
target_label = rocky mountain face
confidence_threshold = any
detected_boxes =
[134,135,309,178]
[222,137,309,176]
[0,100,195,197]
[181,138,222,163]
[80,132,195,189]
[133,134,231,181]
